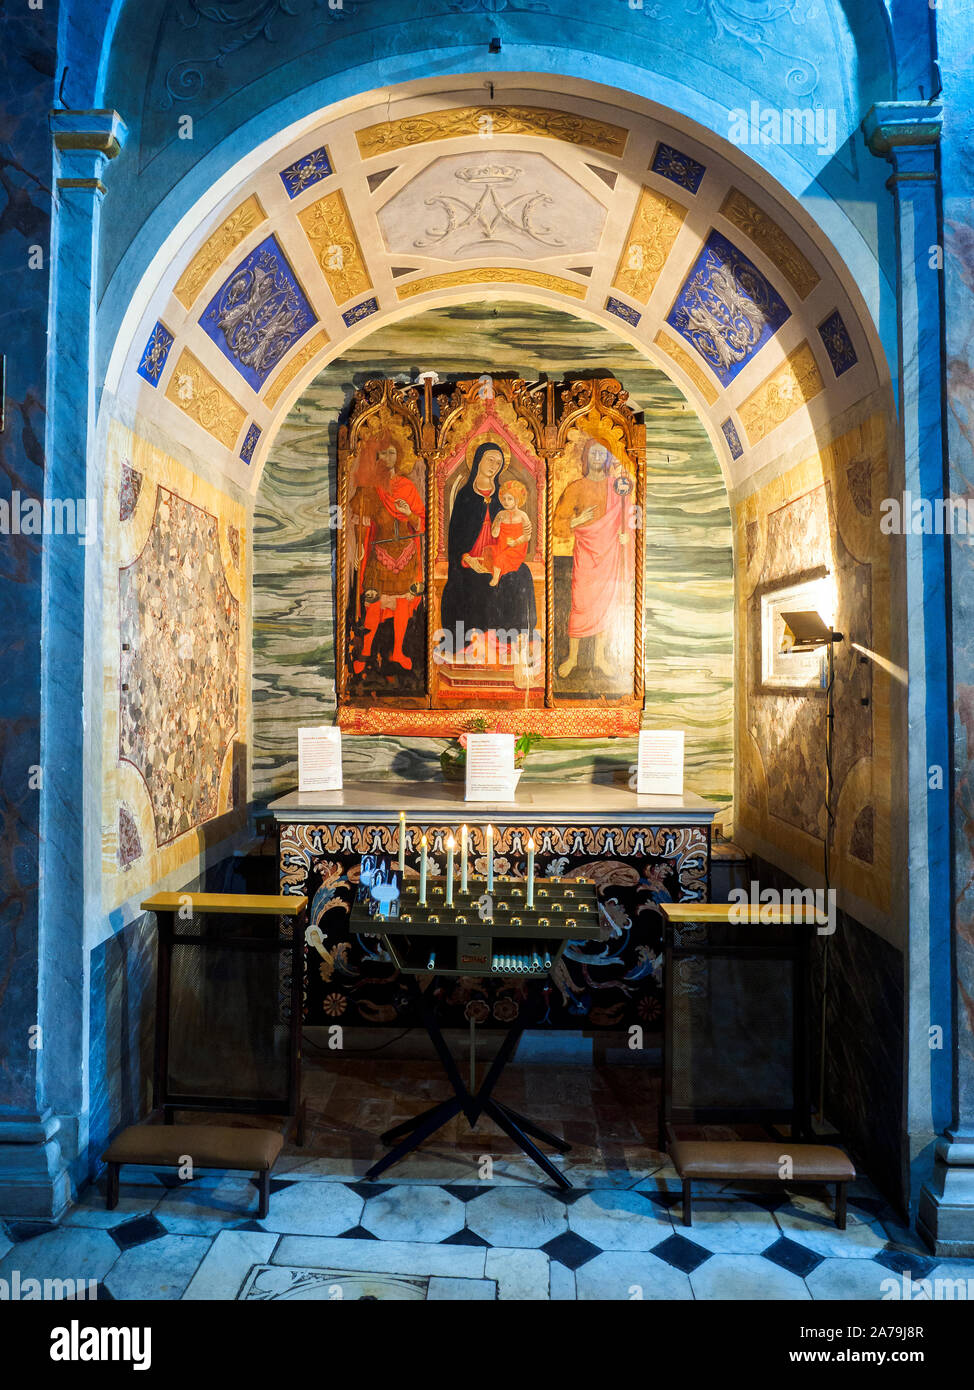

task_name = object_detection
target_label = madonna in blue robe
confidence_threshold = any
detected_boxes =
[440,441,537,643]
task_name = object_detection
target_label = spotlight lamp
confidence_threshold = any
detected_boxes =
[778,610,844,653]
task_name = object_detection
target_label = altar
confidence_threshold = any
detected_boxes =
[269,779,716,1032]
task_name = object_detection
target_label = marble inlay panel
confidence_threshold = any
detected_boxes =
[734,414,891,914]
[102,419,249,911]
[119,487,240,846]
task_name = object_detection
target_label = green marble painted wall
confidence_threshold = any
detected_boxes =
[252,302,733,803]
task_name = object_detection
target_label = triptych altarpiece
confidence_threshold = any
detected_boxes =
[336,374,647,736]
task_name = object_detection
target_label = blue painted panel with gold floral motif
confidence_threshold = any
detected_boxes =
[200,234,317,393]
[666,230,791,386]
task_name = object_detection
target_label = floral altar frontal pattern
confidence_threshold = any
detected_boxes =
[277,816,711,1030]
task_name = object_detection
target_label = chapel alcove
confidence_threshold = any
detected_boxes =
[252,300,735,804]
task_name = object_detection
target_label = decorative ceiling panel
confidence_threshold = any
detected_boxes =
[356,106,629,159]
[666,229,792,386]
[297,189,373,306]
[199,234,317,392]
[396,269,587,300]
[164,348,247,450]
[612,186,687,304]
[737,340,825,446]
[377,152,606,261]
[719,188,820,300]
[174,194,266,310]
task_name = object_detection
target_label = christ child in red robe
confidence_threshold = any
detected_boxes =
[482,478,531,587]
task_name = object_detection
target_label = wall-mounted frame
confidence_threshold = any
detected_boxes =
[760,575,832,690]
[336,375,646,736]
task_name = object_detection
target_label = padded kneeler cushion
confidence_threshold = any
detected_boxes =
[670,1140,855,1182]
[102,1124,283,1172]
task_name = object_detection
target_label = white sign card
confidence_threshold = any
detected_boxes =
[298,726,343,792]
[636,729,685,796]
[465,733,518,802]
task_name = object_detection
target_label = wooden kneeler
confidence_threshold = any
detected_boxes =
[670,1140,856,1229]
[102,1124,284,1219]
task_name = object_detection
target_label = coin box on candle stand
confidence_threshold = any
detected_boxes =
[350,875,604,977]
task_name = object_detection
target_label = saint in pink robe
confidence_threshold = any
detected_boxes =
[567,483,634,638]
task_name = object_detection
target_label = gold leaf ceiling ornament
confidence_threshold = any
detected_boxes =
[298,189,373,306]
[263,329,330,409]
[396,268,587,300]
[356,106,629,159]
[738,340,825,446]
[653,329,719,405]
[164,349,247,451]
[719,188,820,301]
[174,195,267,310]
[612,187,688,304]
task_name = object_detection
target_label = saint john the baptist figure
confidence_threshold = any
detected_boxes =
[553,438,635,679]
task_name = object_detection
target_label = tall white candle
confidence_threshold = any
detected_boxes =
[486,823,494,892]
[446,835,455,906]
[398,811,406,872]
[460,823,468,894]
[419,834,428,905]
[526,836,535,909]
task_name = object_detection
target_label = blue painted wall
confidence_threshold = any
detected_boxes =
[0,2,56,1131]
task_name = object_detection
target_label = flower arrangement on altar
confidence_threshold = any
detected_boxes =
[439,716,542,781]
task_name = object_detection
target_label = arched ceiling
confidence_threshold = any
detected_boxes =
[111,75,887,496]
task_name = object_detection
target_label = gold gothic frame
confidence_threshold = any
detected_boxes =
[336,375,646,736]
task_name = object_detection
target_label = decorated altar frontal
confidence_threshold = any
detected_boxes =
[270,781,716,1032]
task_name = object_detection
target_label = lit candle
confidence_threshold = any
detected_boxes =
[398,811,406,873]
[526,836,535,909]
[486,823,494,892]
[460,824,468,894]
[446,834,455,906]
[419,835,428,905]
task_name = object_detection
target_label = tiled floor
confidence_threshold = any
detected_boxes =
[2,1059,971,1300]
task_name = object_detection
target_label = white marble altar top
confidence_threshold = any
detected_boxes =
[267,779,718,825]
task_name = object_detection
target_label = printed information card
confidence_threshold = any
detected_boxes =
[298,726,343,793]
[636,729,685,796]
[465,733,519,802]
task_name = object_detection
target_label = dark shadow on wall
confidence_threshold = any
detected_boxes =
[751,854,906,1216]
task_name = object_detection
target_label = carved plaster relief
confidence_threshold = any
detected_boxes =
[377,152,606,261]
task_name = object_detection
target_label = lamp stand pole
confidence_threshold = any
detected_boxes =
[817,634,838,1126]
